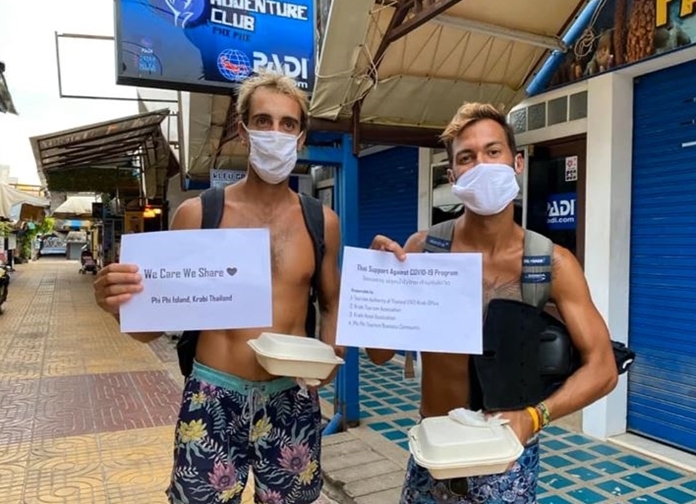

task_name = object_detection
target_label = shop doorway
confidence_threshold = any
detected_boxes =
[526,135,586,267]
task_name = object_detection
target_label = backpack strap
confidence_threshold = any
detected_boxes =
[199,186,226,229]
[521,229,554,310]
[423,219,456,253]
[298,193,325,294]
[299,193,325,338]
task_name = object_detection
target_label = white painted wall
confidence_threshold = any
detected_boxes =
[582,72,633,440]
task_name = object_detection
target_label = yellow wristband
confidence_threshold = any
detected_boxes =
[525,406,540,433]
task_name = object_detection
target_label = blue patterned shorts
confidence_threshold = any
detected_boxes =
[400,441,540,503]
[167,361,323,504]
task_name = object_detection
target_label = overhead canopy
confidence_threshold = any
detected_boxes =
[310,0,587,130]
[0,182,49,220]
[182,0,589,179]
[51,195,98,220]
[186,92,318,180]
[30,109,179,198]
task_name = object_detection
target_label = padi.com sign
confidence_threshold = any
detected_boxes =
[547,192,577,231]
[115,0,315,93]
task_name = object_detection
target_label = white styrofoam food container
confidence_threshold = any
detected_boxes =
[408,416,524,479]
[248,332,344,381]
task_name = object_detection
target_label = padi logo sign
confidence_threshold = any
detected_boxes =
[547,192,577,231]
[253,52,310,87]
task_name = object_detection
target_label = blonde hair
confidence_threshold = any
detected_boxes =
[236,72,310,131]
[440,102,516,160]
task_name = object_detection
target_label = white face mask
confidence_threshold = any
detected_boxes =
[245,126,301,185]
[451,163,520,216]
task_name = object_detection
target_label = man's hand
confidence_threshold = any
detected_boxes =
[370,234,407,261]
[497,409,535,446]
[93,263,143,314]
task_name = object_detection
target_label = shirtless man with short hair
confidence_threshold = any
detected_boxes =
[368,102,618,503]
[94,73,342,504]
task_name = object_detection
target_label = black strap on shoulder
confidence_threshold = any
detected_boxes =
[199,186,225,229]
[299,193,325,339]
[521,229,554,309]
[423,219,456,253]
[298,193,325,298]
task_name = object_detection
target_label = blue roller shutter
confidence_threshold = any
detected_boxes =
[358,147,419,248]
[628,58,696,453]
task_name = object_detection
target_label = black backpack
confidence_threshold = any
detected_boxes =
[423,219,635,409]
[175,186,326,377]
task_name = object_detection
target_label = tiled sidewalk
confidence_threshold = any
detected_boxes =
[0,260,335,504]
[321,353,696,503]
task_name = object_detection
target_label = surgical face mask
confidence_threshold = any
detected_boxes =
[245,126,301,185]
[451,163,520,216]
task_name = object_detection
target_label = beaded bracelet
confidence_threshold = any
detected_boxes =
[536,401,551,429]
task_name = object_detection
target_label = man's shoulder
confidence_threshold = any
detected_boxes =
[551,244,578,271]
[405,230,429,252]
[171,196,204,230]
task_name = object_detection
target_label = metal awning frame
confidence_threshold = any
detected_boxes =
[31,109,180,198]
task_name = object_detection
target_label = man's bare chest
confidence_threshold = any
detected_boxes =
[220,208,314,278]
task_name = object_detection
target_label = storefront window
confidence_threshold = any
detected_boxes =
[525,137,586,266]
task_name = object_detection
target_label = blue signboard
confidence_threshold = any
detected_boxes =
[115,0,316,94]
[546,192,577,231]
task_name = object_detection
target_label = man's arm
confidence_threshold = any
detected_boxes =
[317,207,342,356]
[543,246,619,420]
[365,230,427,365]
[499,245,618,446]
[113,197,204,343]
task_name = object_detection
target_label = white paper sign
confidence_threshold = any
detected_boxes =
[565,156,578,182]
[119,229,272,333]
[337,247,483,354]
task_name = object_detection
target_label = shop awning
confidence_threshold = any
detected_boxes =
[310,0,589,129]
[51,195,98,220]
[30,109,179,198]
[0,182,50,220]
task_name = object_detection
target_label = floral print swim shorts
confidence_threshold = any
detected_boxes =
[167,361,323,504]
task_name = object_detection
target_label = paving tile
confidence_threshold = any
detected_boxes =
[628,496,668,504]
[622,472,661,489]
[381,429,408,441]
[544,454,575,469]
[588,443,621,456]
[592,460,628,475]
[647,466,685,482]
[545,438,573,451]
[680,479,696,492]
[539,496,574,504]
[567,466,603,481]
[566,449,598,462]
[148,336,178,363]
[565,434,593,446]
[618,454,652,468]
[656,487,696,503]
[567,487,610,503]
[595,479,637,498]
[540,473,575,490]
